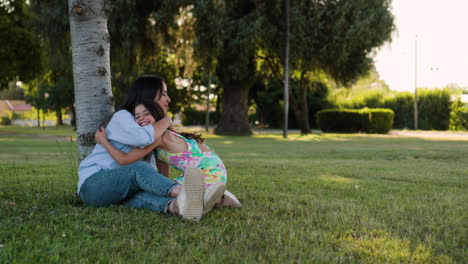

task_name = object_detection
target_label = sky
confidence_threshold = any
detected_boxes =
[374,0,468,92]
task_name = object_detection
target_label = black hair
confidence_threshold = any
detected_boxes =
[137,100,166,123]
[134,101,205,144]
[122,75,165,113]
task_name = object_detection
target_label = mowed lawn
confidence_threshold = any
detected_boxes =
[0,128,467,263]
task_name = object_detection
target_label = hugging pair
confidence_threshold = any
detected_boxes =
[78,75,240,221]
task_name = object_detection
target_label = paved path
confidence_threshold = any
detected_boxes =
[251,128,468,140]
[388,130,468,140]
[1,129,467,140]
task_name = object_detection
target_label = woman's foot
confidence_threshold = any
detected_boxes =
[220,190,242,208]
[176,168,205,221]
[167,199,180,215]
[203,182,226,214]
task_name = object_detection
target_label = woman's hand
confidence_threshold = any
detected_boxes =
[153,116,174,140]
[95,127,108,145]
[168,124,176,132]
[164,116,176,132]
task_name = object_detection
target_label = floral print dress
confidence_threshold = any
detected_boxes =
[157,131,227,187]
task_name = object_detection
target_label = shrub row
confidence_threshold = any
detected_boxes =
[449,98,468,131]
[333,88,456,130]
[316,108,394,133]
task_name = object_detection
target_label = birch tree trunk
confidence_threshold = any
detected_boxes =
[68,0,114,161]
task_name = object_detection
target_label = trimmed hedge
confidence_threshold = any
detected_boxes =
[449,98,468,131]
[316,108,394,133]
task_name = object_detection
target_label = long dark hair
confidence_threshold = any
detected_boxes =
[122,75,165,113]
[136,101,205,144]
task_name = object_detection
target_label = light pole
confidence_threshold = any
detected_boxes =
[205,76,212,132]
[43,92,49,129]
[283,0,290,139]
[414,36,418,130]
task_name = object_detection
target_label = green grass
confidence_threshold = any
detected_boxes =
[0,131,467,263]
[0,125,75,137]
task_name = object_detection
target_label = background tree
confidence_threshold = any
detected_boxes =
[192,0,258,135]
[29,0,75,126]
[0,0,42,89]
[68,0,114,160]
[0,82,25,100]
[107,1,198,113]
[257,0,395,134]
[23,78,49,127]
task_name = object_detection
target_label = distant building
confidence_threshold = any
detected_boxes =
[0,100,72,126]
[0,100,32,115]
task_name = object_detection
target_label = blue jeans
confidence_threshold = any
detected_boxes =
[79,161,178,213]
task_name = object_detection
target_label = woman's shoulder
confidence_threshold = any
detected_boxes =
[105,110,140,133]
[112,109,133,118]
[108,110,134,124]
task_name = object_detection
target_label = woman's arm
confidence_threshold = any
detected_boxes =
[106,110,173,148]
[95,127,159,166]
[152,116,173,140]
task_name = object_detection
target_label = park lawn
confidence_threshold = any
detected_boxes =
[0,132,466,263]
[0,125,76,137]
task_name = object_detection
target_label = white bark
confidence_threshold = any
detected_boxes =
[68,0,114,161]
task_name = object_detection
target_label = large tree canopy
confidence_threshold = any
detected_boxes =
[0,0,42,89]
[257,0,394,133]
[107,1,196,112]
[7,0,394,137]
[189,0,394,135]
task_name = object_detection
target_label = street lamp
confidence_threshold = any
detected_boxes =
[283,0,290,138]
[414,35,418,130]
[43,92,49,129]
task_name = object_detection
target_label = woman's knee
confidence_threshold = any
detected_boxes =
[126,160,152,170]
[127,161,167,178]
[79,169,138,207]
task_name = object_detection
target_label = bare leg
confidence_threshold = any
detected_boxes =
[169,185,181,197]
[167,199,180,215]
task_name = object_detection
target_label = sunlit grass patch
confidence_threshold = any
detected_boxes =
[199,133,227,139]
[0,137,17,142]
[253,133,354,141]
[318,174,358,185]
[337,230,453,263]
